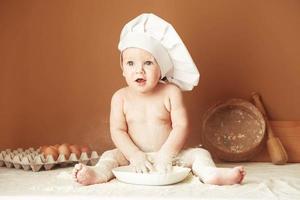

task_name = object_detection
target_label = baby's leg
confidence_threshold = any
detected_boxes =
[72,148,128,185]
[178,148,246,185]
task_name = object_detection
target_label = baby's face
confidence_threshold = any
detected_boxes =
[121,48,161,93]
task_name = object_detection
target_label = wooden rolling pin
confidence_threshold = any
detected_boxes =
[252,93,288,165]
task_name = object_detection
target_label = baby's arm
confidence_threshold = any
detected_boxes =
[156,85,189,171]
[110,89,153,172]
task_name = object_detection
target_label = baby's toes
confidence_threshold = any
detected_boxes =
[73,164,84,181]
[238,166,246,176]
[241,170,246,177]
[72,169,78,180]
[235,166,244,173]
[237,166,246,183]
[72,166,79,178]
[75,163,84,170]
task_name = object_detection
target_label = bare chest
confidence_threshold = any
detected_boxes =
[123,98,170,124]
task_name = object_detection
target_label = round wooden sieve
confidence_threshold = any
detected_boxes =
[201,98,266,162]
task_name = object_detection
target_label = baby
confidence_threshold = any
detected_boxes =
[73,13,245,186]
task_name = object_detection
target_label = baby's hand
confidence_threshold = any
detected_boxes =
[154,153,173,174]
[129,151,154,173]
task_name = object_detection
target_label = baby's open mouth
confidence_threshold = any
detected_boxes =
[135,78,146,83]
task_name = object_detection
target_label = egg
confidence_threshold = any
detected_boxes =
[80,145,91,154]
[43,146,59,160]
[69,144,81,158]
[58,144,71,159]
[44,144,59,150]
[39,145,48,153]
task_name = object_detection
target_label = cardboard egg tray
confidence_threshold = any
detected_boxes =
[0,147,100,172]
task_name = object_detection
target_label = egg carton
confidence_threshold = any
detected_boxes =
[0,148,100,172]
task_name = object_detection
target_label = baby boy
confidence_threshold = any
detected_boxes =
[73,13,246,186]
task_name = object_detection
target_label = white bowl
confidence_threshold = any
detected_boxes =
[112,166,191,186]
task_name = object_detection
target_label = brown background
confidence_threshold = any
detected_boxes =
[1,1,300,159]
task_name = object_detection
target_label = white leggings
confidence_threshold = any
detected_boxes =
[94,148,216,181]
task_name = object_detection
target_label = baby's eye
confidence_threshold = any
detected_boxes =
[127,61,134,66]
[144,61,153,65]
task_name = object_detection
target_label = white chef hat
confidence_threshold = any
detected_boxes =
[118,13,200,91]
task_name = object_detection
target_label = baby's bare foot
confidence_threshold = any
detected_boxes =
[201,166,246,185]
[72,163,107,186]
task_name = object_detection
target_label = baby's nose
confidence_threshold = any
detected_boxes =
[134,64,144,73]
